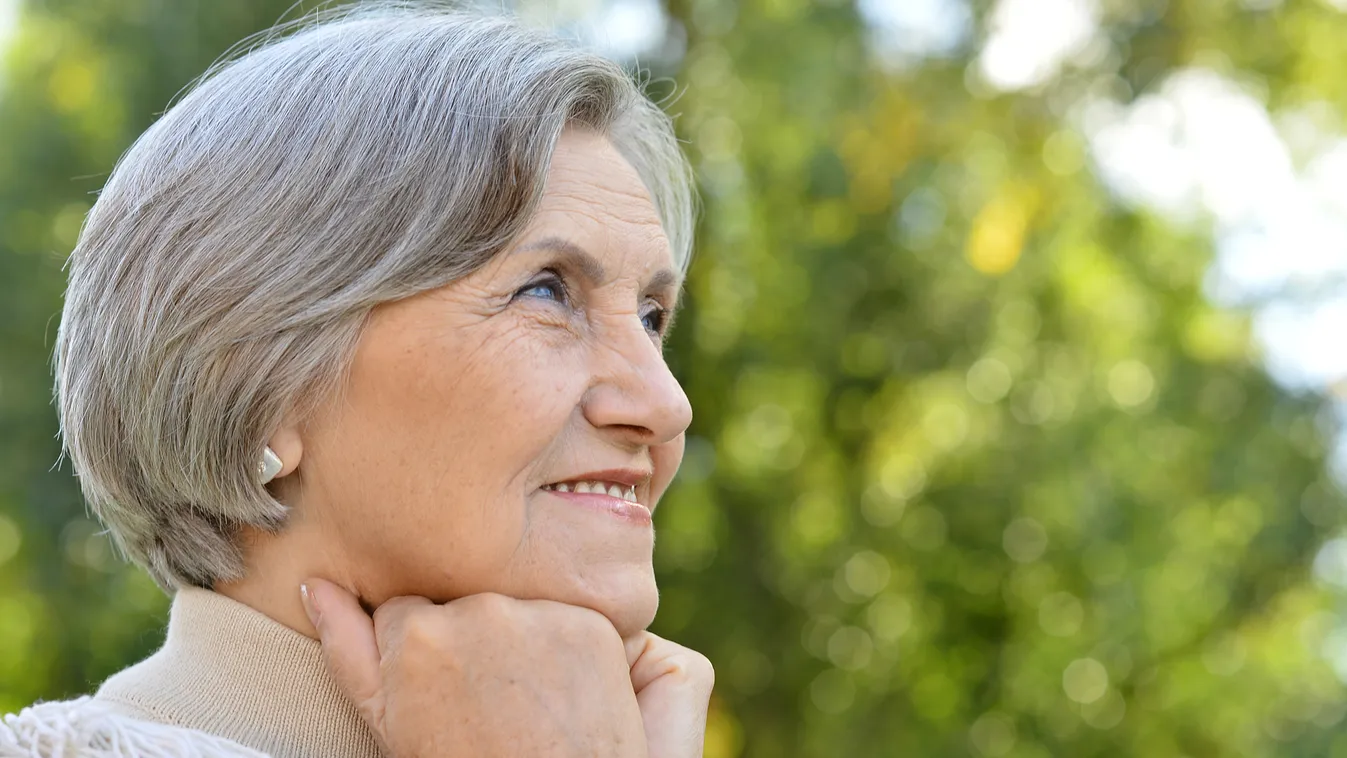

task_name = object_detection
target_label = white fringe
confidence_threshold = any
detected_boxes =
[0,698,269,758]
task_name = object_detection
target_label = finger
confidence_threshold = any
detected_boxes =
[626,633,714,758]
[303,577,382,707]
[371,595,435,659]
[624,631,654,674]
[627,632,714,693]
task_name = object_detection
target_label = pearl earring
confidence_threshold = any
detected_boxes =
[258,446,284,484]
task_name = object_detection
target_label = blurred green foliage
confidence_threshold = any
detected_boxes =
[3,0,1347,756]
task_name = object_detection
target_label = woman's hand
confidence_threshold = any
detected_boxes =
[624,632,716,758]
[301,578,649,758]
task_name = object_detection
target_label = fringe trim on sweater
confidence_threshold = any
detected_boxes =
[0,698,268,758]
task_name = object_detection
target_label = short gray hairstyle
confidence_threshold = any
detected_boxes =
[54,2,695,591]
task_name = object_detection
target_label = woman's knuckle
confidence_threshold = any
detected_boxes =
[459,591,514,618]
[689,651,715,684]
[399,609,445,652]
[663,649,714,684]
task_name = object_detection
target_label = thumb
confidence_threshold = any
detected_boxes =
[622,632,714,758]
[624,631,651,674]
[301,577,381,709]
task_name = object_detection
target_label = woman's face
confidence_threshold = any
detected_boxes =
[291,130,692,636]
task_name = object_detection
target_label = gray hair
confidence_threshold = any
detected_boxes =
[54,2,695,591]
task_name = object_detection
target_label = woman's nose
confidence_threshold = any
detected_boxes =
[581,323,693,447]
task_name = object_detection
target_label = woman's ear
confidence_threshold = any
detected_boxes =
[266,423,304,481]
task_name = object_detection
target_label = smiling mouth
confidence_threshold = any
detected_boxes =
[541,479,639,503]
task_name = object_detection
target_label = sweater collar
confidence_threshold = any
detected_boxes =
[96,587,381,758]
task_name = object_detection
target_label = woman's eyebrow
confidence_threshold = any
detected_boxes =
[517,236,606,284]
[517,235,680,295]
[646,268,683,309]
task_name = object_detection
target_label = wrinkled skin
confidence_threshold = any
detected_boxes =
[218,129,710,757]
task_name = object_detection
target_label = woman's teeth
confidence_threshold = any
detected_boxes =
[543,480,638,503]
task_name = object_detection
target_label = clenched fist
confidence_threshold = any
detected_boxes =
[301,578,712,758]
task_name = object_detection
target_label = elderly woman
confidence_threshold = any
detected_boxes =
[2,3,713,757]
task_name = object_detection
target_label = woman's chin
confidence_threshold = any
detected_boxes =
[608,587,660,638]
[568,570,660,638]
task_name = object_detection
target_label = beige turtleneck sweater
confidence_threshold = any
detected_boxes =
[93,587,382,758]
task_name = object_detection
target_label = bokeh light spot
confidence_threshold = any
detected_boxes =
[1106,360,1155,409]
[843,550,892,597]
[810,668,856,714]
[867,594,913,644]
[0,515,20,567]
[969,711,1018,756]
[967,357,1013,403]
[1038,591,1084,637]
[1003,517,1048,563]
[966,190,1033,276]
[1062,658,1109,704]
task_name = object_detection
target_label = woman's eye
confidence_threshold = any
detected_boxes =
[515,273,567,304]
[641,303,669,335]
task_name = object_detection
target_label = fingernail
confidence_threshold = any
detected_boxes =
[300,582,321,629]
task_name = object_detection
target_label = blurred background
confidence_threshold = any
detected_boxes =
[3,0,1347,755]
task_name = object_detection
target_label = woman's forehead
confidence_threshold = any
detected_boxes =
[541,133,662,216]
[521,132,674,270]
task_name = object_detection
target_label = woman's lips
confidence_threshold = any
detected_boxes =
[542,489,653,525]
